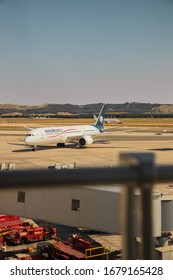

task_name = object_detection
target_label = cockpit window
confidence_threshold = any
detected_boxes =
[26,133,35,136]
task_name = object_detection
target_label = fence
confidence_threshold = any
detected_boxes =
[1,152,173,259]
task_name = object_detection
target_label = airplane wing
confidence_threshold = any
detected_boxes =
[23,125,33,130]
[65,134,84,143]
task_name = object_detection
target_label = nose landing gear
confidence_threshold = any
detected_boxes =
[32,145,37,151]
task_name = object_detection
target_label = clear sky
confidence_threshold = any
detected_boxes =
[0,0,173,105]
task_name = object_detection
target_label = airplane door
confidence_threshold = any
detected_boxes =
[36,131,45,143]
[40,131,45,139]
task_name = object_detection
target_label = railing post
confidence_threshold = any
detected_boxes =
[120,153,156,260]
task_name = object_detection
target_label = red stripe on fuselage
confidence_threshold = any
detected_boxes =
[47,128,79,138]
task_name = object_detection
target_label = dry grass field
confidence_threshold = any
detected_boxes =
[1,117,173,131]
[121,118,173,128]
[0,118,96,130]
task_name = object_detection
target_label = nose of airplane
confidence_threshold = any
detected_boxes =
[25,135,33,144]
[24,136,29,144]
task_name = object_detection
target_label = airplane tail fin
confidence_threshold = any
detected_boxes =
[94,104,106,131]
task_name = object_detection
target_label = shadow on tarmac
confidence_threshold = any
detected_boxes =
[149,148,173,151]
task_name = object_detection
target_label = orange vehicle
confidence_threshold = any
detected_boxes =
[5,225,56,245]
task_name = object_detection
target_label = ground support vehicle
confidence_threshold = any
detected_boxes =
[4,225,56,245]
[48,234,110,260]
[52,240,85,260]
[68,234,110,259]
[0,215,23,244]
[0,214,20,224]
[0,229,16,244]
[0,215,21,231]
[0,247,32,260]
[0,238,110,260]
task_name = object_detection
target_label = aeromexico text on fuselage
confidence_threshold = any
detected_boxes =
[43,125,103,137]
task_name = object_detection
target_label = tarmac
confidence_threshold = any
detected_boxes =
[1,126,173,195]
[1,127,173,184]
[0,128,173,168]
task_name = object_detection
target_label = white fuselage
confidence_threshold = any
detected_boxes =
[24,124,100,146]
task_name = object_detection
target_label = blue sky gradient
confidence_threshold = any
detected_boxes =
[0,0,173,105]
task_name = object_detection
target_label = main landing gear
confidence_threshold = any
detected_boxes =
[57,143,65,147]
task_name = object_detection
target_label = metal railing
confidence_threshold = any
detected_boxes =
[1,152,173,259]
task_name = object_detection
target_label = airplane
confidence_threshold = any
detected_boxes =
[24,104,106,151]
[94,114,122,124]
[104,118,122,124]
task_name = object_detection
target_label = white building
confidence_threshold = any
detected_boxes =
[0,185,162,235]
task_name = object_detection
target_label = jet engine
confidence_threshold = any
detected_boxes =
[78,136,93,147]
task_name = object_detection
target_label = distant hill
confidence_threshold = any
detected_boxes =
[0,102,173,117]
